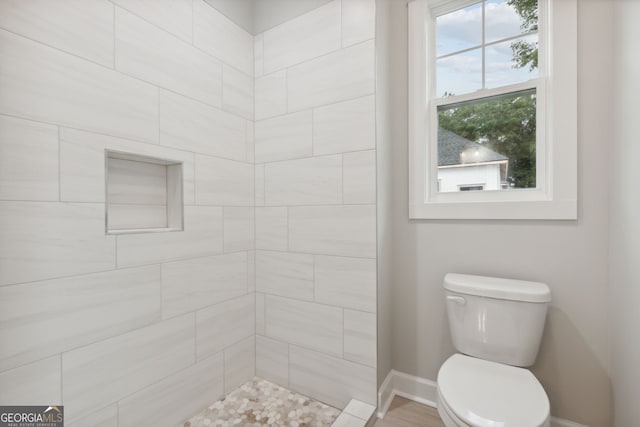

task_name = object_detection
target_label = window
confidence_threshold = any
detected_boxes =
[408,0,577,220]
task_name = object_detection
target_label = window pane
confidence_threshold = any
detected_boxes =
[436,2,482,57]
[437,88,537,192]
[485,0,535,43]
[485,34,538,88]
[436,48,482,97]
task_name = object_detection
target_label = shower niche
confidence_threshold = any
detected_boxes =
[105,150,183,234]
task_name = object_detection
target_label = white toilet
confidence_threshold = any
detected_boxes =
[437,273,552,427]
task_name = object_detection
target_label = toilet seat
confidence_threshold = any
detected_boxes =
[437,354,550,427]
[437,389,470,427]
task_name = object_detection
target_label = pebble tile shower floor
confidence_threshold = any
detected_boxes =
[182,378,341,427]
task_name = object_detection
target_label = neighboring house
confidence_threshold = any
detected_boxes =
[437,127,509,192]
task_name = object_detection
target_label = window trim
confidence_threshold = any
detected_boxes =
[408,0,577,220]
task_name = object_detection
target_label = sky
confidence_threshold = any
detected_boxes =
[435,0,538,97]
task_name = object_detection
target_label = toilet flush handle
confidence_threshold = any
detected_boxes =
[447,295,466,305]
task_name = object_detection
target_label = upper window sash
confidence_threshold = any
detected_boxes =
[429,0,486,17]
[430,0,546,98]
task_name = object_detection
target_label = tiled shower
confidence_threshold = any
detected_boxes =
[0,0,378,425]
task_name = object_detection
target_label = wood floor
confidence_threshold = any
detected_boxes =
[374,396,445,427]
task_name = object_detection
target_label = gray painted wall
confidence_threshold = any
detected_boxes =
[375,0,393,386]
[205,0,333,35]
[252,0,332,34]
[386,1,613,425]
[610,2,640,426]
[203,0,253,33]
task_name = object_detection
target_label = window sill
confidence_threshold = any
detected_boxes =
[106,227,183,236]
[409,199,577,220]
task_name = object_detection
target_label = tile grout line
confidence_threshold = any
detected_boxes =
[29,242,241,282]
[341,153,345,204]
[221,65,226,111]
[0,237,373,289]
[221,206,226,254]
[195,152,254,167]
[4,310,193,378]
[285,206,289,252]
[255,93,374,125]
[191,0,195,45]
[0,244,248,291]
[194,311,198,365]
[0,262,169,291]
[342,307,345,360]
[59,354,63,405]
[340,0,344,49]
[285,68,289,114]
[158,266,164,327]
[0,111,245,163]
[92,349,223,425]
[261,33,374,77]
[112,3,116,70]
[0,28,250,124]
[116,398,120,426]
[0,28,112,71]
[311,108,315,157]
[249,291,376,316]
[193,151,197,205]
[287,343,291,388]
[262,165,266,207]
[157,85,161,146]
[246,250,250,294]
[110,0,253,77]
[255,200,374,208]
[57,126,61,202]
[250,245,375,262]
[286,340,372,372]
[1,114,241,169]
[312,255,316,303]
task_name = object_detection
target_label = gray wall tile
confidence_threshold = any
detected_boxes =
[62,314,195,423]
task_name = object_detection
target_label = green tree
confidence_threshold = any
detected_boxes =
[439,90,537,188]
[508,0,538,70]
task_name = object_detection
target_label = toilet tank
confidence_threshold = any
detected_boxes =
[444,273,551,367]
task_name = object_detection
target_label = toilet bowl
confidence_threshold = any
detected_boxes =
[436,354,550,427]
[437,274,552,427]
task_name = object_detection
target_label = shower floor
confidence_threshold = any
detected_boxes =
[182,377,341,427]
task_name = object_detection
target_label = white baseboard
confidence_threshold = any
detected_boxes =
[377,369,436,419]
[377,370,588,427]
[549,418,589,427]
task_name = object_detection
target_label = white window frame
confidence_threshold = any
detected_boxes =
[408,0,577,220]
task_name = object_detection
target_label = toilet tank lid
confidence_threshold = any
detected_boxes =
[444,273,551,303]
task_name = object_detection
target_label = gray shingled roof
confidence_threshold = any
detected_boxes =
[438,128,508,166]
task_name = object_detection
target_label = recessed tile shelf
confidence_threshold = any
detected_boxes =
[105,150,183,235]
